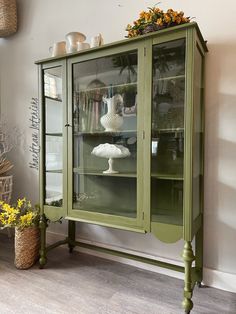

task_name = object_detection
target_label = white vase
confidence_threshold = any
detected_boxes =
[100,96,123,132]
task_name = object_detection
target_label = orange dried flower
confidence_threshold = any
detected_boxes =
[125,6,191,38]
[164,14,171,23]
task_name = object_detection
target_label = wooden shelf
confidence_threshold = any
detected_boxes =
[151,173,183,180]
[73,168,136,178]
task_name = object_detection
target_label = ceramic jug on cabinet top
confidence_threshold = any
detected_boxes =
[49,41,66,57]
[66,32,86,53]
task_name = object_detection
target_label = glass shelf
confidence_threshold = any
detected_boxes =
[73,130,137,137]
[152,128,184,134]
[46,169,62,173]
[73,168,136,178]
[45,95,62,102]
[151,173,183,180]
[154,74,185,82]
[45,133,62,137]
[78,82,137,94]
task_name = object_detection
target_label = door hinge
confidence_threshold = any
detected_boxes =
[144,47,146,57]
[142,212,145,220]
[142,130,145,139]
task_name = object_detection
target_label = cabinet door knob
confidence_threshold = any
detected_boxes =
[65,123,71,127]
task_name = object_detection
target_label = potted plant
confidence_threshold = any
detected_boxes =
[0,197,40,269]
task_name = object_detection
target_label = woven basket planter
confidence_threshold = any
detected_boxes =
[0,175,13,203]
[0,0,17,37]
[15,226,40,269]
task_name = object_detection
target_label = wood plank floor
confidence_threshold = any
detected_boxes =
[0,234,236,314]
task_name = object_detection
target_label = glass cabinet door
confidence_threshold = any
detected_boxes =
[151,39,185,225]
[43,66,63,207]
[72,51,138,219]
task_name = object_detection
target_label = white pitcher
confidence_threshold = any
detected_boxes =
[100,95,123,132]
[66,32,86,53]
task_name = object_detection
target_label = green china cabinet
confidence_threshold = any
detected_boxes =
[36,22,207,313]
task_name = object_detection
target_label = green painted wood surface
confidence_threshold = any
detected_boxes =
[182,241,195,312]
[151,222,182,243]
[38,23,207,243]
[65,215,146,233]
[43,205,64,222]
[39,60,67,221]
[183,27,195,242]
[67,40,146,231]
[75,240,184,273]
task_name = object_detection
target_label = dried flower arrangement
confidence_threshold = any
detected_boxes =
[126,6,191,38]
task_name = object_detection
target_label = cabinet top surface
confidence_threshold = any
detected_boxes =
[35,22,207,65]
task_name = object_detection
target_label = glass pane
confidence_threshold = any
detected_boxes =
[43,67,63,207]
[192,47,203,220]
[45,135,62,171]
[151,39,185,225]
[73,174,136,217]
[152,179,183,225]
[45,98,63,134]
[45,172,63,207]
[72,51,138,217]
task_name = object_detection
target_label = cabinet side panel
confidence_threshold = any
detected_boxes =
[192,46,203,221]
[39,64,44,213]
[183,28,194,241]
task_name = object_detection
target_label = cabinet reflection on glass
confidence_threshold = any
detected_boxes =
[151,178,183,225]
[73,174,137,218]
[72,51,138,134]
[45,172,63,207]
[72,51,138,217]
[44,67,63,207]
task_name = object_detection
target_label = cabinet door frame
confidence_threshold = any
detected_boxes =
[39,60,68,221]
[150,27,205,241]
[66,41,147,232]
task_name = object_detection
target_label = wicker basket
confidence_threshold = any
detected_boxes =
[0,175,13,203]
[15,226,40,269]
[0,0,17,37]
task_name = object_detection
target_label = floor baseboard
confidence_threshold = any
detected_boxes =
[203,268,236,293]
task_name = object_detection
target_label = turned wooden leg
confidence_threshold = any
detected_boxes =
[39,214,48,268]
[68,220,76,253]
[182,241,195,313]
